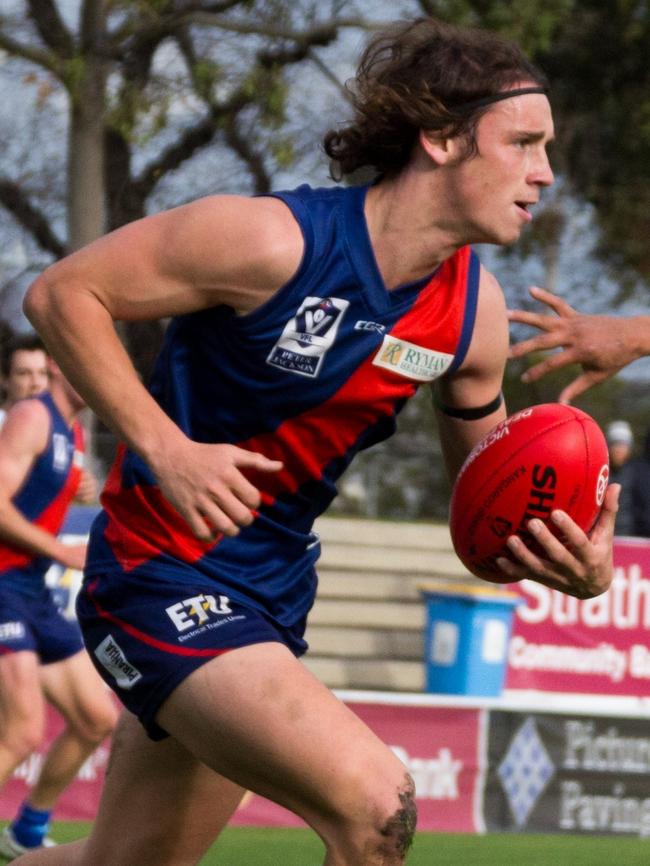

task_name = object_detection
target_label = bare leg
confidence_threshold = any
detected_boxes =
[14,644,415,866]
[0,651,45,786]
[157,643,416,865]
[15,709,245,866]
[28,651,117,810]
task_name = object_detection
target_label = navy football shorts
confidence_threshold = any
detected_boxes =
[0,585,84,664]
[76,571,308,740]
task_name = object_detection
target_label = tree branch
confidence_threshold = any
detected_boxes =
[173,13,371,42]
[0,178,65,258]
[132,91,249,199]
[222,117,271,193]
[0,29,62,77]
[27,0,75,58]
[307,48,354,104]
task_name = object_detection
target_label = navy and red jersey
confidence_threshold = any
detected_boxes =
[0,392,84,596]
[87,184,481,627]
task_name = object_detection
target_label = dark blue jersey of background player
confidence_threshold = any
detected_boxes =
[0,392,84,596]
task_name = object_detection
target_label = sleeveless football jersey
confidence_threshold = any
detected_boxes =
[87,184,481,626]
[0,392,84,596]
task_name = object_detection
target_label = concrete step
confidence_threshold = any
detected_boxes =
[317,572,423,601]
[317,543,467,575]
[305,625,423,659]
[314,516,453,550]
[303,656,425,692]
[309,597,425,630]
[316,570,479,601]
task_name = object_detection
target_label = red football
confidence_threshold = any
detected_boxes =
[449,403,609,583]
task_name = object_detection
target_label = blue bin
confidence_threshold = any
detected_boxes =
[420,583,521,697]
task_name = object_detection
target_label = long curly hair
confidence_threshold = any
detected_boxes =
[324,18,548,180]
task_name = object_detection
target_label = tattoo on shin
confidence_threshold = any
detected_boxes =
[380,774,417,857]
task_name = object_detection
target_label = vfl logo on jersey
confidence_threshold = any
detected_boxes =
[267,296,349,377]
[52,433,71,472]
[372,336,454,382]
[166,593,233,633]
[94,635,142,689]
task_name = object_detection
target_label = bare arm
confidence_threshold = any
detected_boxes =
[24,195,303,539]
[508,286,650,403]
[433,267,508,480]
[0,401,86,569]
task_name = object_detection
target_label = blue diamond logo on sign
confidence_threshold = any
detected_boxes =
[498,716,555,827]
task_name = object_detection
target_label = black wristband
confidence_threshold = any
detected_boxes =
[434,391,503,420]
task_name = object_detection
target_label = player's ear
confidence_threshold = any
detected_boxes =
[419,129,462,166]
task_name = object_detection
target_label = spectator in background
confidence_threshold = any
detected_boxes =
[606,420,635,536]
[0,335,49,428]
[625,426,650,539]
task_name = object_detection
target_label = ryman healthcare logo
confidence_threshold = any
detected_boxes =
[267,296,349,377]
[372,335,454,382]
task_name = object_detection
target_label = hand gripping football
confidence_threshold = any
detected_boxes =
[449,403,609,583]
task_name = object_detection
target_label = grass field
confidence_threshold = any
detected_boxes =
[2,823,650,865]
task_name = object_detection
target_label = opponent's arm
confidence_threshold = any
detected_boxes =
[24,195,303,540]
[0,401,86,569]
[508,286,650,402]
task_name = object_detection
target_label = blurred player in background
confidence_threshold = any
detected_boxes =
[14,17,617,866]
[0,359,117,860]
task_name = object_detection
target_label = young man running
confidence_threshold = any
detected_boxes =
[16,17,616,866]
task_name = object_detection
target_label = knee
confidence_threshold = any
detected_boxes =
[72,698,118,745]
[0,717,44,762]
[329,770,417,865]
[370,772,417,863]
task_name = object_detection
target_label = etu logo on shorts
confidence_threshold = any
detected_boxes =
[165,594,233,633]
[267,296,349,377]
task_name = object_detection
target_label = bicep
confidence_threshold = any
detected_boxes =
[31,195,305,322]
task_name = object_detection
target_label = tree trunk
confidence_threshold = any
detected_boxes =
[67,0,107,251]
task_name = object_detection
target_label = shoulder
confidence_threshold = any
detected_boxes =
[449,265,508,379]
[156,194,306,300]
[0,398,50,454]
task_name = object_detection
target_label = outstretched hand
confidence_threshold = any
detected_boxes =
[508,286,636,403]
[495,484,619,599]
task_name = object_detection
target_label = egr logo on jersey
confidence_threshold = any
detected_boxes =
[267,296,349,377]
[372,335,454,382]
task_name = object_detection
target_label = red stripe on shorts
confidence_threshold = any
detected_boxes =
[86,578,231,658]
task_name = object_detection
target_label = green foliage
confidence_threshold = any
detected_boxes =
[192,60,223,101]
[269,135,295,167]
[422,0,575,53]
[534,0,650,286]
[60,56,86,100]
